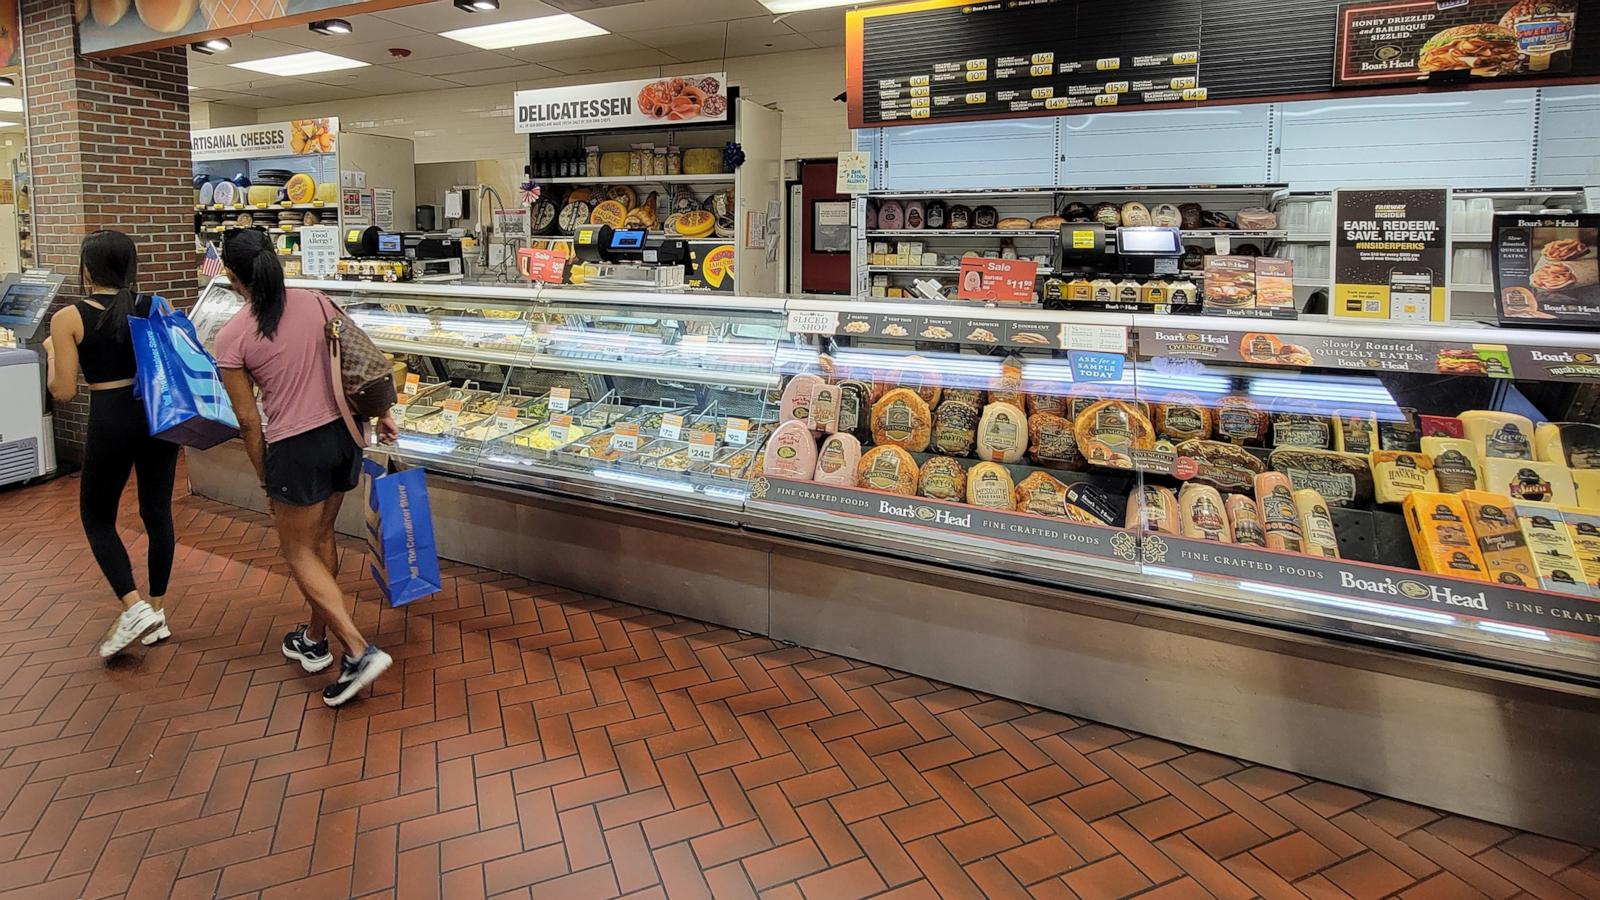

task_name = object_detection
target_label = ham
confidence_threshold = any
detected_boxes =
[762,421,818,480]
[812,433,861,487]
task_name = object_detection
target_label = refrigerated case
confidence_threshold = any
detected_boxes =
[186,278,1600,840]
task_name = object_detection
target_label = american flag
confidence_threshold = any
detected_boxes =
[201,242,223,278]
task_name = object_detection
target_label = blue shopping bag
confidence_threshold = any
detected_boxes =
[363,458,442,607]
[130,295,239,449]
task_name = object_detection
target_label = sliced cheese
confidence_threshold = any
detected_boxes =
[1370,450,1438,505]
[1422,437,1483,493]
[965,462,1016,511]
[1513,502,1595,596]
[1403,492,1489,581]
[1482,458,1577,507]
[1459,410,1535,461]
[1295,489,1340,559]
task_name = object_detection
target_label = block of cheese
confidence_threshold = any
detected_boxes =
[1460,410,1535,460]
[1014,472,1072,519]
[1295,490,1340,559]
[763,421,818,481]
[1370,450,1438,504]
[1255,472,1305,553]
[1482,458,1577,506]
[812,433,861,487]
[1513,502,1595,596]
[917,456,967,502]
[965,462,1016,510]
[779,374,824,427]
[1178,484,1232,542]
[1535,422,1600,468]
[1126,485,1180,534]
[1226,495,1266,547]
[1074,400,1156,469]
[1574,469,1600,508]
[856,445,918,495]
[976,401,1029,464]
[1423,437,1483,493]
[1403,492,1489,580]
[1333,410,1379,454]
[1559,507,1600,591]
[1458,491,1537,588]
[870,389,932,452]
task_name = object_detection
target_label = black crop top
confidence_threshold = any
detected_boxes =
[74,294,152,384]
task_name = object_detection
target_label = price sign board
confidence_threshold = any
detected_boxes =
[660,414,685,440]
[518,246,568,284]
[725,418,751,446]
[689,430,718,462]
[957,257,1040,303]
[548,415,573,444]
[549,387,572,412]
[611,422,641,453]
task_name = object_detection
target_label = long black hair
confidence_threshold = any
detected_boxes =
[222,229,287,340]
[80,230,140,342]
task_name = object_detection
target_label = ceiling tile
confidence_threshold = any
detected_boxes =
[436,63,567,86]
[374,0,564,32]
[301,68,456,96]
[802,29,845,48]
[537,48,681,75]
[492,33,638,62]
[579,0,771,33]
[766,7,850,34]
[333,32,492,64]
[386,49,528,76]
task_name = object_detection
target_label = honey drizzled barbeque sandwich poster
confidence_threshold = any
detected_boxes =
[1335,0,1578,86]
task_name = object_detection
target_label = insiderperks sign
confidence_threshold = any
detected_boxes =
[513,74,729,134]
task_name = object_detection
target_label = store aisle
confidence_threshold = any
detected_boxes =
[0,473,1595,900]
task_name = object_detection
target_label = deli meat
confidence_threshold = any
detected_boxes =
[812,433,861,487]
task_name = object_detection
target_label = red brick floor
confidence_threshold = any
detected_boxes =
[2,471,1598,900]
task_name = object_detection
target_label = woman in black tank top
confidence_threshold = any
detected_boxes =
[45,230,179,658]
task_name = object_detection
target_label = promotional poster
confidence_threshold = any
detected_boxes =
[1335,0,1578,86]
[1332,188,1449,322]
[1493,212,1600,328]
[515,74,729,134]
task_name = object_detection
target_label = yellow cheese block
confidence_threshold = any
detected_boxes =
[682,148,724,175]
[1333,410,1378,454]
[1294,489,1339,558]
[285,173,316,204]
[1535,422,1600,468]
[599,152,632,177]
[316,182,339,204]
[1370,450,1437,505]
[1512,502,1595,596]
[1482,458,1577,507]
[1459,410,1535,461]
[1403,492,1489,581]
[1458,491,1535,588]
[1422,437,1483,493]
[1573,469,1600,507]
[1559,507,1600,591]
[247,184,279,206]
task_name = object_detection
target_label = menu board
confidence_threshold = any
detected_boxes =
[849,0,1204,128]
[1335,0,1578,87]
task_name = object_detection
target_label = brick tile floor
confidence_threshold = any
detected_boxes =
[2,470,1597,899]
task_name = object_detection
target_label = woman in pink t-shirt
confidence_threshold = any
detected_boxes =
[216,230,396,707]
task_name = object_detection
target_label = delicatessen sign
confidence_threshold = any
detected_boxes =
[1335,0,1578,86]
[514,74,729,134]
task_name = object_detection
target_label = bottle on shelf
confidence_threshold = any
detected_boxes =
[533,150,547,180]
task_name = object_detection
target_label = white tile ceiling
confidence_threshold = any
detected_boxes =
[188,0,850,100]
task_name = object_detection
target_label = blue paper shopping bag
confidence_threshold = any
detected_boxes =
[130,295,239,449]
[363,458,442,607]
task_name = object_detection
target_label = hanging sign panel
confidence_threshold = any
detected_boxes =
[80,1,433,56]
[513,73,729,134]
[191,119,338,162]
[1335,0,1578,87]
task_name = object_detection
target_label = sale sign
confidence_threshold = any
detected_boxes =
[957,258,1040,303]
[518,247,569,284]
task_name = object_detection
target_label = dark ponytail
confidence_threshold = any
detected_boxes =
[79,230,140,343]
[222,229,287,340]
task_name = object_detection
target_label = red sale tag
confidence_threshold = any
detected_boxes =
[957,257,1040,303]
[518,247,569,284]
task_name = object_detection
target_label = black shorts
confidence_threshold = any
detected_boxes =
[265,418,363,507]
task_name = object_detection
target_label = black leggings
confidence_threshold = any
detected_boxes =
[81,388,180,599]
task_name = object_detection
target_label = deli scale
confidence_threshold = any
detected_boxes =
[572,224,690,290]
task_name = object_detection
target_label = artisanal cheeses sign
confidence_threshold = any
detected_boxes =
[191,119,339,162]
[514,73,729,134]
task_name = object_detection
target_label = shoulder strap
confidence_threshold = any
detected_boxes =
[316,291,368,448]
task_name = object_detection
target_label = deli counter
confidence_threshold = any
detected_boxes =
[186,278,1600,843]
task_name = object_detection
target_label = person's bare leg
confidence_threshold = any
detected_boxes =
[306,491,346,641]
[275,500,366,657]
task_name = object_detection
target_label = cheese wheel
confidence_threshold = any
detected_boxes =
[1179,483,1231,542]
[1074,400,1155,469]
[1254,473,1304,553]
[965,462,1015,510]
[976,402,1029,464]
[1014,472,1072,518]
[780,374,825,427]
[605,185,638,208]
[1126,485,1180,534]
[599,152,632,176]
[1295,490,1340,558]
[918,457,967,502]
[682,148,723,175]
[763,421,818,481]
[285,173,316,204]
[857,446,918,495]
[1459,410,1535,460]
[591,200,628,228]
[812,433,862,487]
[870,389,932,452]
[674,210,715,238]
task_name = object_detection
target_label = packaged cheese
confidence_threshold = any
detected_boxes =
[1015,472,1072,518]
[1126,485,1180,535]
[1574,469,1600,508]
[931,401,980,456]
[1482,458,1577,506]
[917,457,967,502]
[870,389,932,452]
[1422,437,1483,493]
[1513,502,1595,595]
[1027,413,1085,470]
[810,383,841,434]
[1226,495,1267,547]
[812,433,861,487]
[1254,472,1305,553]
[1179,484,1232,542]
[965,462,1016,510]
[976,402,1029,464]
[1459,491,1537,587]
[1402,492,1489,580]
[1535,422,1600,469]
[1378,409,1421,452]
[1295,490,1340,559]
[779,374,824,426]
[1559,507,1600,591]
[1074,400,1155,469]
[763,421,818,481]
[1154,394,1213,442]
[1460,410,1535,460]
[1370,451,1438,504]
[1333,410,1379,454]
[1420,415,1464,438]
[856,446,918,495]
[835,381,873,443]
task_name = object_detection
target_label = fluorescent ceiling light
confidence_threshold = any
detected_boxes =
[759,0,884,11]
[229,51,369,77]
[0,121,19,128]
[440,13,606,50]
[0,99,22,112]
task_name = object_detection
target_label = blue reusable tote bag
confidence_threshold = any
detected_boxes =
[130,295,239,449]
[363,458,442,607]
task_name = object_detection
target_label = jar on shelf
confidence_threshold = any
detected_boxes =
[585,146,600,178]
[628,144,644,176]
[667,146,682,175]
[652,148,668,176]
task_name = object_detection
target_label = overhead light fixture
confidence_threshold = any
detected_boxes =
[0,99,21,112]
[309,19,353,35]
[453,0,500,11]
[0,121,19,128]
[759,0,887,11]
[191,37,232,55]
[0,76,13,88]
[229,51,369,77]
[441,13,605,49]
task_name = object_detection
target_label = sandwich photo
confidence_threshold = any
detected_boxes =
[1419,24,1522,76]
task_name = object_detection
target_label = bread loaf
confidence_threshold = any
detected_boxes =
[763,421,818,481]
[1268,448,1373,507]
[1179,484,1232,542]
[1074,400,1156,469]
[1126,485,1180,534]
[997,217,1032,230]
[1235,207,1278,230]
[976,402,1029,464]
[870,389,932,452]
[918,457,967,502]
[1014,472,1071,518]
[812,433,861,487]
[1226,495,1266,547]
[1028,413,1086,470]
[857,446,918,495]
[932,401,980,457]
[1254,472,1305,552]
[1033,215,1066,230]
[1154,395,1213,442]
[965,462,1016,510]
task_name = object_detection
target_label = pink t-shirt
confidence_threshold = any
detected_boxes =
[215,288,342,443]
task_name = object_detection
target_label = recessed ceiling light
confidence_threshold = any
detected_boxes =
[229,51,370,77]
[759,0,888,11]
[0,76,13,89]
[441,13,605,50]
[453,0,500,10]
[191,37,232,55]
[309,18,353,35]
[0,121,19,128]
[0,99,22,112]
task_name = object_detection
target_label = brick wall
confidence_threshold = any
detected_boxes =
[21,0,193,465]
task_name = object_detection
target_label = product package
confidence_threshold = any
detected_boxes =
[1493,212,1599,328]
[1202,256,1257,314]
[1459,491,1537,588]
[1254,258,1297,317]
[1513,502,1596,596]
[1403,491,1489,581]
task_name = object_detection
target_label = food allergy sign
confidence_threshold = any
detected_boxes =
[1335,0,1577,87]
[1332,188,1449,322]
[514,73,728,134]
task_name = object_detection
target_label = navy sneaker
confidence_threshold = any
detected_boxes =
[282,626,334,674]
[322,645,392,707]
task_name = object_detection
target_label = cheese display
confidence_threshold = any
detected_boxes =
[1423,437,1484,493]
[857,446,918,495]
[871,389,933,452]
[1460,411,1536,460]
[763,421,819,480]
[1074,400,1155,469]
[1027,413,1085,470]
[1370,451,1438,505]
[917,457,967,502]
[1333,410,1379,454]
[1514,503,1594,595]
[812,433,861,487]
[1255,473,1305,553]
[1482,458,1577,506]
[1126,485,1180,535]
[1178,484,1231,542]
[1295,490,1340,559]
[779,374,824,427]
[1459,491,1537,587]
[932,401,980,456]
[1402,492,1489,581]
[1014,472,1072,518]
[1535,422,1600,469]
[965,462,1016,510]
[1226,495,1267,547]
[976,402,1029,464]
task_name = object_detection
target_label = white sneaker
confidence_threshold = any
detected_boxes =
[140,609,171,646]
[99,601,161,658]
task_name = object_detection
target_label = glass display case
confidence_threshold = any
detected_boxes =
[189,279,1600,679]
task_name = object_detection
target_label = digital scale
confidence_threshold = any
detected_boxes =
[0,270,66,485]
[572,224,689,289]
[339,226,465,282]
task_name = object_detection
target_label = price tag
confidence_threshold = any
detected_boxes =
[494,405,521,436]
[689,430,718,462]
[548,415,572,444]
[1096,57,1121,70]
[660,414,685,440]
[1173,51,1199,65]
[611,422,640,453]
[785,309,840,335]
[1031,87,1054,99]
[402,373,420,396]
[550,387,571,412]
[1105,81,1129,94]
[1182,87,1209,101]
[1094,94,1119,107]
[725,417,750,447]
[441,399,462,427]
[1030,64,1052,77]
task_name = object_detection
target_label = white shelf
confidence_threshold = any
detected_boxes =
[1452,234,1493,242]
[868,229,1060,238]
[541,174,731,185]
[371,337,778,391]
[1450,283,1494,293]
[867,264,1056,276]
[1284,233,1333,242]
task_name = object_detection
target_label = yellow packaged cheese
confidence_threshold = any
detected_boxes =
[1459,410,1535,460]
[1370,451,1437,504]
[1513,502,1595,596]
[1535,422,1600,468]
[1574,469,1600,508]
[1333,410,1377,454]
[1482,458,1577,507]
[1403,492,1488,580]
[1559,507,1600,591]
[1458,491,1535,588]
[1421,437,1483,493]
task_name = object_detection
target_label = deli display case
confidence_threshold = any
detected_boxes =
[185,277,1600,841]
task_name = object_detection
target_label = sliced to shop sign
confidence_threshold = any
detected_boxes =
[514,74,729,134]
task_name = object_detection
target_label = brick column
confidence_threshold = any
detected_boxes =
[21,0,194,466]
